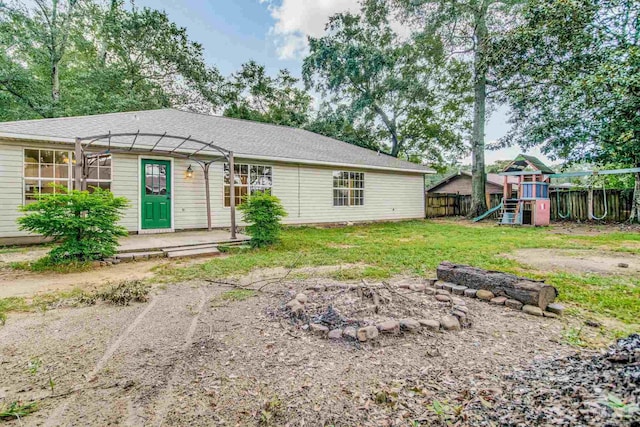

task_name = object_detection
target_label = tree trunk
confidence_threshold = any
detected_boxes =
[468,9,489,218]
[390,130,400,157]
[51,60,60,102]
[629,170,640,223]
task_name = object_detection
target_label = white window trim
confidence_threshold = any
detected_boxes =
[332,171,365,208]
[22,147,115,205]
[84,154,114,188]
[22,147,74,205]
[222,162,274,208]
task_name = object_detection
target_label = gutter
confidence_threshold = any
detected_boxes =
[0,131,434,175]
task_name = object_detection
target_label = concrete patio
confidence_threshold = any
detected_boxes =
[117,230,249,253]
[114,229,250,261]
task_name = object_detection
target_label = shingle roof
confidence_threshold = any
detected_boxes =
[426,171,517,193]
[504,154,555,174]
[0,109,432,173]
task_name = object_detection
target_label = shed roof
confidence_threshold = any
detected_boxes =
[426,171,517,193]
[0,109,432,174]
[503,154,555,174]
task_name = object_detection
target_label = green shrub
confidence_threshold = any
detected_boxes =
[238,192,287,248]
[17,186,128,263]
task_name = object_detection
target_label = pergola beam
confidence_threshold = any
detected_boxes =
[77,132,237,240]
[229,151,237,240]
[74,137,83,191]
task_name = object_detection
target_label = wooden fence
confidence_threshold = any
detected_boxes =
[550,189,634,222]
[425,193,502,218]
[426,189,635,222]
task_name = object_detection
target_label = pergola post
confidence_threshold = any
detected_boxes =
[203,162,212,231]
[229,151,237,240]
[74,137,83,190]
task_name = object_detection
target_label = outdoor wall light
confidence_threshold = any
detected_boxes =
[186,164,194,179]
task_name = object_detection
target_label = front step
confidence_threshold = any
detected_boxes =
[165,246,221,258]
[114,251,165,262]
[161,243,219,253]
[117,238,249,254]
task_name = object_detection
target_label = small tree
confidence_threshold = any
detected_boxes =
[18,186,129,263]
[238,193,287,248]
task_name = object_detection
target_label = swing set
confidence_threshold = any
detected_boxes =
[475,154,640,225]
[550,168,639,221]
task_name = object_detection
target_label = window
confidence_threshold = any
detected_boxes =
[224,163,272,207]
[23,148,73,204]
[23,149,112,204]
[85,154,112,192]
[333,171,364,206]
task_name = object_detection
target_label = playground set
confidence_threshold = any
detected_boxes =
[473,154,640,225]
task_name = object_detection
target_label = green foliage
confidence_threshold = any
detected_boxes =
[603,394,640,419]
[219,289,256,302]
[305,103,381,152]
[303,0,471,164]
[0,401,38,421]
[0,0,223,120]
[17,186,128,263]
[223,61,311,127]
[492,0,640,220]
[238,193,287,248]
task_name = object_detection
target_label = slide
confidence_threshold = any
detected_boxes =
[472,202,503,223]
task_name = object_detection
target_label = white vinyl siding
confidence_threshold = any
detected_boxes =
[1,138,425,239]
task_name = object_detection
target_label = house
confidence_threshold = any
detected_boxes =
[426,171,518,196]
[0,109,432,244]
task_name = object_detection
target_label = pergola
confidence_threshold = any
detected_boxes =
[74,132,238,239]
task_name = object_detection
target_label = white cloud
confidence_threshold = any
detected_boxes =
[262,0,361,59]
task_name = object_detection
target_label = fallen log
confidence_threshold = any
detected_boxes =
[437,261,557,309]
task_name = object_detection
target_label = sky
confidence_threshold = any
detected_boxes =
[136,0,551,166]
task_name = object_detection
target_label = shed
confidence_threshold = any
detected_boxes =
[426,171,518,195]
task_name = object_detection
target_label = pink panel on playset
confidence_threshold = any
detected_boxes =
[535,199,551,226]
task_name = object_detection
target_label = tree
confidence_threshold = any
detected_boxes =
[18,186,129,263]
[393,0,525,217]
[493,0,640,221]
[485,160,512,173]
[305,103,381,151]
[223,61,311,127]
[0,0,224,120]
[303,0,470,166]
[238,192,287,248]
[0,0,82,118]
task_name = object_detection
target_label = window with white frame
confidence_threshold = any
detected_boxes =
[333,171,364,206]
[23,148,112,204]
[84,154,112,191]
[223,163,272,207]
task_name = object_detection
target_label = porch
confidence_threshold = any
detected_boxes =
[114,229,250,261]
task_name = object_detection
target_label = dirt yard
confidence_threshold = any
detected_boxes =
[2,274,632,426]
[505,248,640,276]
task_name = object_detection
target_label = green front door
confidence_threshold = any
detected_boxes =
[141,159,171,229]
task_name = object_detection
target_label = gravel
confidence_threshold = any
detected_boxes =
[467,334,640,426]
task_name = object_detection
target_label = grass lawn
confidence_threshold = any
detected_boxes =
[158,219,640,333]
